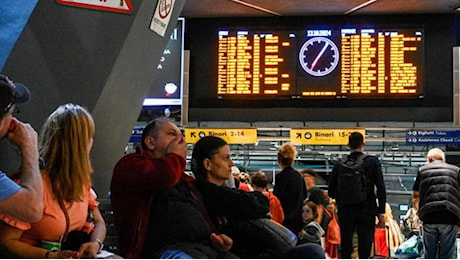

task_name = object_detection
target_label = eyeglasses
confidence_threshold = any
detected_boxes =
[2,101,13,115]
[3,104,20,117]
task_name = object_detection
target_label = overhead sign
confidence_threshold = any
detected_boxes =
[56,0,133,14]
[150,0,175,37]
[406,130,460,145]
[185,128,257,144]
[129,127,144,143]
[290,129,366,145]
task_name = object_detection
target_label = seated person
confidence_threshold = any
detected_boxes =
[0,104,106,258]
[110,118,236,259]
[403,205,421,238]
[191,135,325,259]
[298,200,325,245]
[0,74,43,223]
[190,136,271,258]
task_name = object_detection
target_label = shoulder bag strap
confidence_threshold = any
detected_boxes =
[324,207,333,219]
[58,200,70,240]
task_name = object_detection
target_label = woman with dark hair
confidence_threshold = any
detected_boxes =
[191,136,269,220]
[191,136,325,259]
[191,136,272,258]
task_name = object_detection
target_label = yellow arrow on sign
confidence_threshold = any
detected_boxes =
[290,129,366,145]
[185,128,257,144]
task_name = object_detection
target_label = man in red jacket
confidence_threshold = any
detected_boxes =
[110,118,234,258]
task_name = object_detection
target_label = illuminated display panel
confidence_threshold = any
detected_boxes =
[217,30,297,97]
[143,17,184,106]
[217,26,424,99]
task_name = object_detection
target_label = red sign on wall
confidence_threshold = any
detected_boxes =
[56,0,133,14]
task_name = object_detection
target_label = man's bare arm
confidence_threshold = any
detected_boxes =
[0,120,43,222]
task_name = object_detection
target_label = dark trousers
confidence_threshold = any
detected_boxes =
[338,206,375,259]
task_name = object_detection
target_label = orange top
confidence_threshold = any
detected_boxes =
[264,191,285,224]
[0,170,98,246]
[238,182,252,192]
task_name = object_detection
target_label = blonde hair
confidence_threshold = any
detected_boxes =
[39,103,94,202]
[277,142,297,166]
[384,203,393,222]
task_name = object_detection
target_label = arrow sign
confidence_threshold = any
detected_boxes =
[56,0,133,14]
[290,128,365,145]
[184,128,257,144]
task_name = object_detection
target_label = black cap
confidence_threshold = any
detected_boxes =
[0,74,31,117]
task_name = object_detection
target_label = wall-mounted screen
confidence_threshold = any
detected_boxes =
[143,17,184,106]
[217,26,424,100]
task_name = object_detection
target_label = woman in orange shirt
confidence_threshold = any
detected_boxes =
[0,103,106,258]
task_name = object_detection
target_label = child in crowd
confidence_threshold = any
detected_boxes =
[298,200,325,246]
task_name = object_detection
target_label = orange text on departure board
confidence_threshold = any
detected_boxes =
[217,30,296,96]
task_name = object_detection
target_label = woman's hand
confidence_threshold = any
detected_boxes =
[78,241,100,258]
[210,233,233,252]
[49,250,79,259]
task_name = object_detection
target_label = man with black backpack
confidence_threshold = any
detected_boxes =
[328,131,386,259]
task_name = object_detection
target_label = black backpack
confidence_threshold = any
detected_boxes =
[336,153,368,204]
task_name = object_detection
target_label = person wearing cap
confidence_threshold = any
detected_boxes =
[0,74,43,223]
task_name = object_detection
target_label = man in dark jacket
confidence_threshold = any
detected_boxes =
[412,148,460,259]
[328,132,386,259]
[110,118,235,258]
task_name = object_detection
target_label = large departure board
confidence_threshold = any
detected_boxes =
[217,26,424,99]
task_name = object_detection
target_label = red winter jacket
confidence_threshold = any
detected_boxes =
[110,150,186,258]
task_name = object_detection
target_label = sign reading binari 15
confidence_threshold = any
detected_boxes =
[216,26,424,99]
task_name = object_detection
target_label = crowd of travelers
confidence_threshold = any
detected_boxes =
[1,73,459,259]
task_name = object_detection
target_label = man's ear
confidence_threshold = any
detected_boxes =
[144,136,155,150]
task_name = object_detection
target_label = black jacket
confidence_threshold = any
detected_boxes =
[328,151,386,216]
[273,166,307,234]
[414,161,460,224]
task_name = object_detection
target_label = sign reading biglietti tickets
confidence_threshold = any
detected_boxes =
[290,129,366,145]
[406,130,460,145]
[185,128,258,144]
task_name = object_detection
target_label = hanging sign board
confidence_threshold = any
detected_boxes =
[185,128,258,144]
[56,0,133,14]
[406,130,460,145]
[290,129,366,145]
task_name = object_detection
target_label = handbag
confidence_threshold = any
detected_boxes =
[58,200,94,251]
[225,217,298,258]
[374,227,390,258]
[324,207,340,244]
